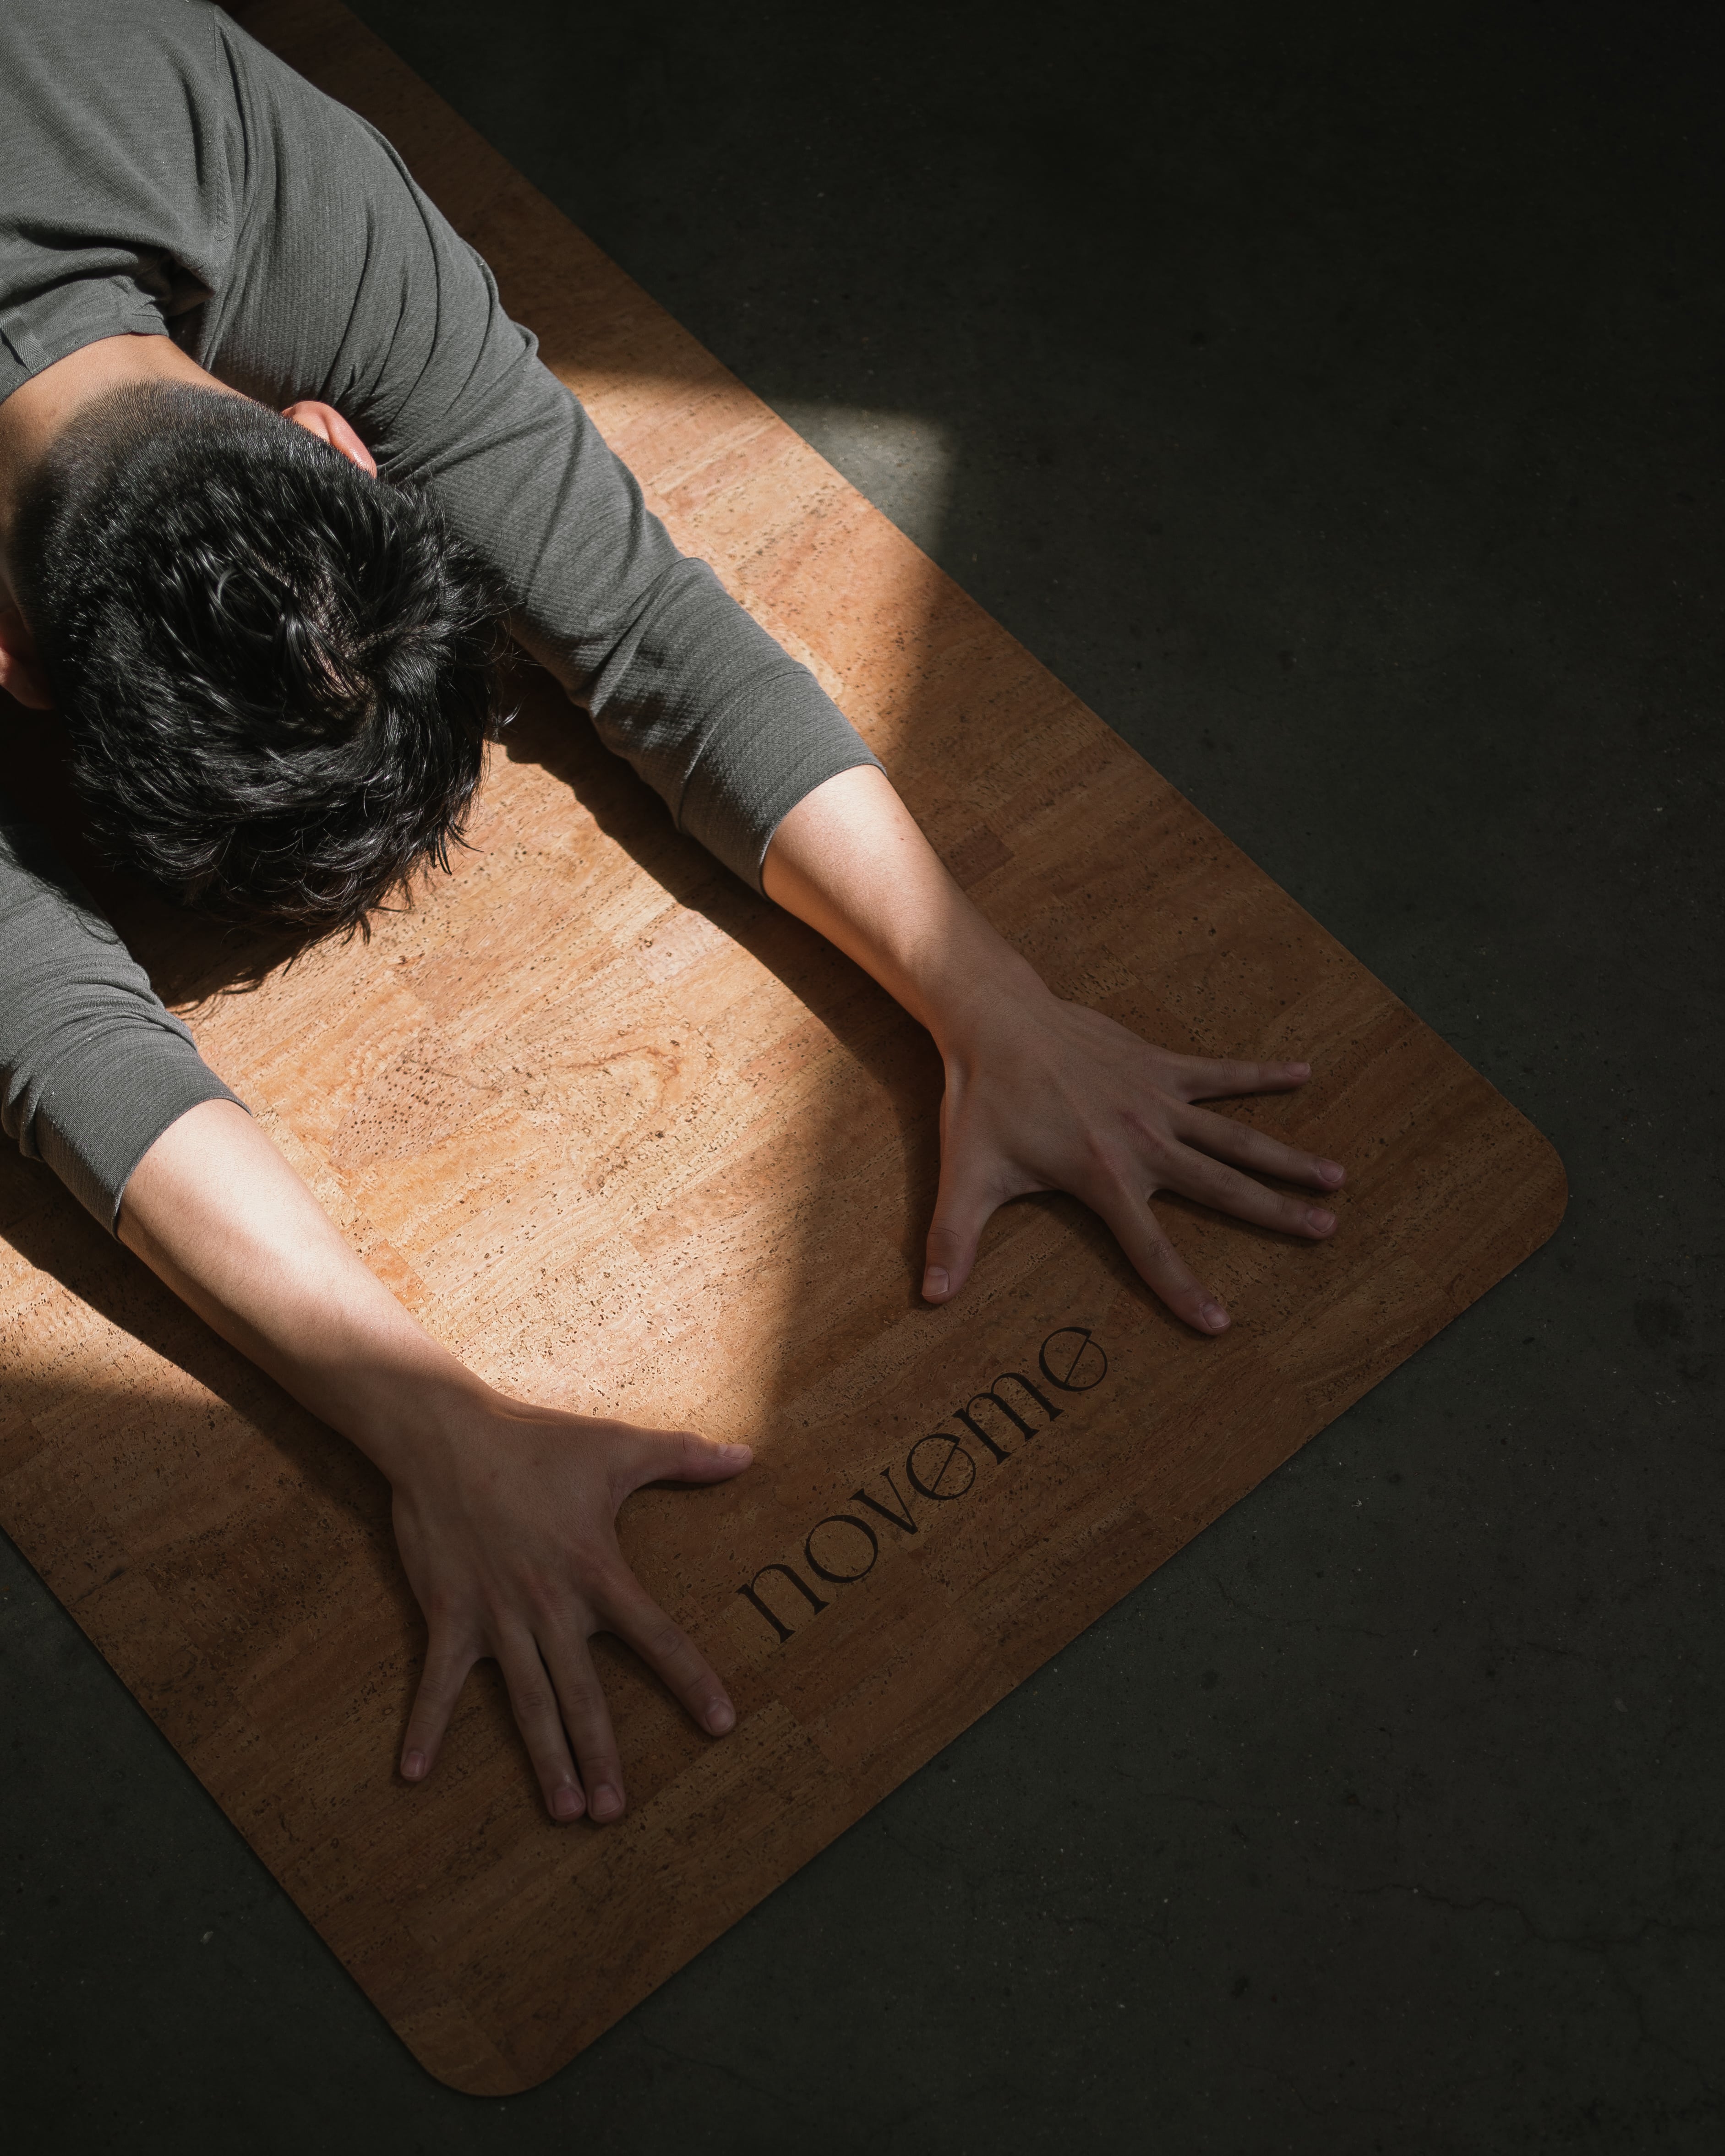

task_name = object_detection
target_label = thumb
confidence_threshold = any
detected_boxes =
[923,1148,999,1304]
[631,1426,754,1490]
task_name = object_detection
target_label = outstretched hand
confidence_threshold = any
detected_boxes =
[923,987,1343,1328]
[390,1402,752,1821]
[762,765,1347,1332]
[120,1099,754,1828]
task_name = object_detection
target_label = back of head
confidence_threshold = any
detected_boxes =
[15,381,508,934]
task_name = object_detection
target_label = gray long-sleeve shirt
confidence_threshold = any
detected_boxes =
[0,0,877,1228]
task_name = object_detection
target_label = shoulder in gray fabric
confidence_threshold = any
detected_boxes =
[0,802,242,1229]
[0,0,879,889]
[0,0,877,1225]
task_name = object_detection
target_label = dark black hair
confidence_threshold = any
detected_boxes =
[15,380,509,933]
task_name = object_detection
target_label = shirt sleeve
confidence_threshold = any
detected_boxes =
[414,325,884,889]
[0,800,243,1230]
[297,115,881,890]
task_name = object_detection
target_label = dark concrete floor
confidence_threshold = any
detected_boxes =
[4,3,1721,2148]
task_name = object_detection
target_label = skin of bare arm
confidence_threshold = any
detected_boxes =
[760,764,1346,1333]
[118,1100,752,1823]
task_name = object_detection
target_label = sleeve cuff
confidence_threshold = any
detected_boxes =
[38,1058,247,1237]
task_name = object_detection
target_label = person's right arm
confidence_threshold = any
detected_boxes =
[0,804,747,1820]
[118,1098,750,1822]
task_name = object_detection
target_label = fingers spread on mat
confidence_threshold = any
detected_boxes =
[600,1573,737,1738]
[1091,1183,1230,1336]
[922,1148,1006,1303]
[1163,1141,1338,1241]
[540,1624,629,1823]
[500,1626,594,1823]
[399,1632,478,1786]
[1175,1103,1345,1192]
[624,1425,753,1494]
[1167,1055,1312,1103]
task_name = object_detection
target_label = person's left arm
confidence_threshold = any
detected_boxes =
[762,765,1346,1332]
[117,1097,750,1823]
[300,115,1343,1318]
[314,133,881,894]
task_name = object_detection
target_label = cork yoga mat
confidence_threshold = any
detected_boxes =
[0,0,1565,2097]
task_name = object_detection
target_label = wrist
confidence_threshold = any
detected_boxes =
[336,1357,499,1487]
[921,932,1056,1058]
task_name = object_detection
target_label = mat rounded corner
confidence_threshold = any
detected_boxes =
[1508,1114,1569,1260]
[1526,1129,1570,1252]
[394,2004,560,2099]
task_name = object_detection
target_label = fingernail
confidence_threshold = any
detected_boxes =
[1318,1160,1345,1186]
[1202,1302,1230,1332]
[706,1700,736,1736]
[590,1784,624,1821]
[721,1443,752,1463]
[551,1784,583,1821]
[1287,1062,1311,1079]
[1307,1208,1335,1233]
[401,1749,426,1781]
[923,1266,950,1299]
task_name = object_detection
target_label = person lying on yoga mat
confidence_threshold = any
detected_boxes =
[0,0,1345,1824]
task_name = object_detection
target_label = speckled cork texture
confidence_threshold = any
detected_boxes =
[0,0,1566,2096]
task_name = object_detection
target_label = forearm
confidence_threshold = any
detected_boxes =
[761,764,1048,1046]
[117,1097,481,1481]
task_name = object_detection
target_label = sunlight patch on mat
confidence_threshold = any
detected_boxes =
[770,404,956,557]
